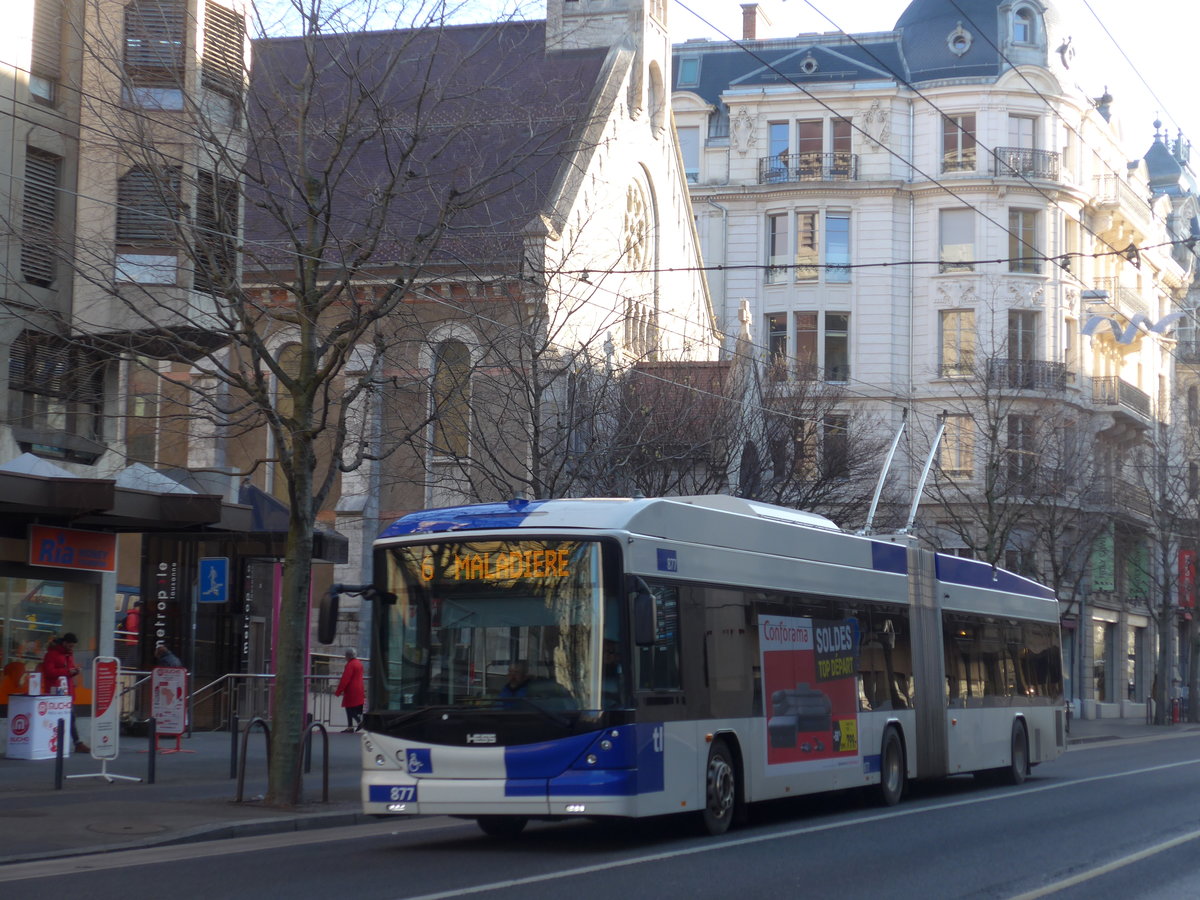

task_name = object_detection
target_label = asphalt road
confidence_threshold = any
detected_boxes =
[5,731,1200,900]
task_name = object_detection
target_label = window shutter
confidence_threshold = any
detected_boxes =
[117,166,181,243]
[202,1,245,98]
[194,168,239,293]
[31,0,62,81]
[21,149,60,286]
[124,0,186,81]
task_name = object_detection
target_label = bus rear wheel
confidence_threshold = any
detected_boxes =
[1003,720,1029,786]
[476,815,528,838]
[876,728,905,806]
[700,737,738,835]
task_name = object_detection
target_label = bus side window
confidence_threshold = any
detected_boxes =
[636,585,681,691]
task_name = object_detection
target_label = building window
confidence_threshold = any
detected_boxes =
[792,311,849,382]
[21,149,61,287]
[124,0,186,108]
[201,1,245,99]
[940,309,975,376]
[939,414,974,478]
[432,340,471,457]
[1189,385,1199,427]
[1190,462,1199,500]
[765,312,788,377]
[676,56,700,87]
[1013,7,1035,43]
[822,414,849,479]
[942,113,976,172]
[1008,115,1037,150]
[678,125,700,184]
[766,213,788,283]
[1008,208,1041,273]
[193,169,239,295]
[116,165,181,283]
[30,0,61,103]
[939,208,974,272]
[125,358,159,466]
[1007,413,1037,484]
[795,211,818,281]
[1008,309,1038,361]
[7,331,106,459]
[825,213,850,282]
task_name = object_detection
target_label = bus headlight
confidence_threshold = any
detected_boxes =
[586,754,598,765]
[375,754,387,767]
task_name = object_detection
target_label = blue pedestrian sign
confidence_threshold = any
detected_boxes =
[198,557,230,604]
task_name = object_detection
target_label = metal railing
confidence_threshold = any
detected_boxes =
[1091,278,1149,318]
[1093,174,1153,222]
[992,147,1060,179]
[1091,375,1151,418]
[987,358,1070,391]
[758,151,858,183]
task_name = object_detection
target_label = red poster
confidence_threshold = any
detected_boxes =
[760,615,860,769]
[1180,550,1197,609]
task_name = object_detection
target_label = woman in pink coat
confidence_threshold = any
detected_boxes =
[334,648,365,732]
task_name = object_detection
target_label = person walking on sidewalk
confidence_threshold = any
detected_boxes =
[335,648,365,732]
[41,633,88,753]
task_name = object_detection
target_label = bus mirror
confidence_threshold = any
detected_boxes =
[317,587,340,644]
[628,576,656,646]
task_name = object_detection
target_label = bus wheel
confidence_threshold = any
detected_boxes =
[876,728,905,807]
[701,737,738,835]
[1003,720,1029,786]
[476,815,528,838]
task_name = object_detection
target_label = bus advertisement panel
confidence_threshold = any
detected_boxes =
[761,615,860,768]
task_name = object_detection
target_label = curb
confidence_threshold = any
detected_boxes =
[0,809,374,867]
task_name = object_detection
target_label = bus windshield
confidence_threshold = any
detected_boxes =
[376,539,611,712]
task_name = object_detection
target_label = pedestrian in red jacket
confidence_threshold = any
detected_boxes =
[334,648,365,732]
[41,633,89,752]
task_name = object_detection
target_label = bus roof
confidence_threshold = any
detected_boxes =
[378,495,842,539]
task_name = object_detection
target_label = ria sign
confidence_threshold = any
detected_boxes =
[1081,312,1184,344]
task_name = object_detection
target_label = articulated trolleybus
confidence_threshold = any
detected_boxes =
[335,495,1064,838]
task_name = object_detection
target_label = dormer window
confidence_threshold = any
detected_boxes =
[1013,7,1036,44]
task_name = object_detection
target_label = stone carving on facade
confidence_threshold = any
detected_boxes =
[934,281,978,307]
[863,100,890,149]
[731,107,755,156]
[1007,281,1044,307]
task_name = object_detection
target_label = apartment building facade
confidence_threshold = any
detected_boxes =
[674,0,1199,718]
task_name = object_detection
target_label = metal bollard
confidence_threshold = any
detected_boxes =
[147,717,157,784]
[54,718,65,790]
[229,712,239,779]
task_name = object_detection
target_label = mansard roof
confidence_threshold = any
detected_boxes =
[674,0,1061,99]
[246,22,609,272]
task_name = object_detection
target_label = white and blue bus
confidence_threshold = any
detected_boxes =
[328,494,1064,837]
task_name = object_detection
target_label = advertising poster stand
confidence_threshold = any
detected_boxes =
[68,657,140,783]
[151,666,193,754]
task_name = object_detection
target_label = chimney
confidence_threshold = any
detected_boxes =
[741,4,760,41]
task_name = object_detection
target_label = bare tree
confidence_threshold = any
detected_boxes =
[11,0,687,805]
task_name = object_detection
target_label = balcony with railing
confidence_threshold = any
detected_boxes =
[1092,375,1151,419]
[992,147,1060,180]
[759,152,859,184]
[1090,278,1149,318]
[987,358,1070,392]
[1092,174,1153,226]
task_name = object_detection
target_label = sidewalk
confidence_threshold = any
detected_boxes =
[0,725,371,865]
[0,715,1196,866]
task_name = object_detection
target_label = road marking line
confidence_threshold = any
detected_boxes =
[393,759,1200,900]
[1008,827,1200,899]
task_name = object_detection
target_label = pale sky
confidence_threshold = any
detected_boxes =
[670,0,1199,159]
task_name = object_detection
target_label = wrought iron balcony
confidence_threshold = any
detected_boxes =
[992,147,1060,179]
[1092,375,1151,418]
[759,152,859,184]
[987,358,1069,391]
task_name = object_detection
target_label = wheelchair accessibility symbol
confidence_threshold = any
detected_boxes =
[406,749,432,774]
